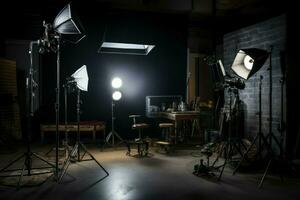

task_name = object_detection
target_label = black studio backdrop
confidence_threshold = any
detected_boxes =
[38,11,187,140]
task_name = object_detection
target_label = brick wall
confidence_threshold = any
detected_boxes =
[223,15,286,152]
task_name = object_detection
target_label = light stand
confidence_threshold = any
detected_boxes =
[59,67,109,181]
[0,41,55,189]
[229,47,294,188]
[38,2,86,181]
[105,99,124,146]
[41,34,62,180]
[62,83,73,158]
[233,75,272,175]
[200,58,247,180]
[209,49,270,181]
[257,46,291,188]
[278,72,286,157]
[211,85,247,180]
[105,78,124,146]
[54,36,61,180]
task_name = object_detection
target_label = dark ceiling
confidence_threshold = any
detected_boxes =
[3,0,286,20]
[1,0,288,50]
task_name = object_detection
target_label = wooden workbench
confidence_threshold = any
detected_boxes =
[159,111,202,144]
[40,121,106,143]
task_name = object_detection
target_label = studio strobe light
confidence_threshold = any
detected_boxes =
[105,77,124,146]
[59,65,109,181]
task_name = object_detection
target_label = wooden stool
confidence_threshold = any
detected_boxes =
[127,115,150,157]
[159,123,174,141]
[155,123,174,153]
[132,123,149,140]
[126,140,149,157]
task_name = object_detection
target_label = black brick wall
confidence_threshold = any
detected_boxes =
[222,15,286,153]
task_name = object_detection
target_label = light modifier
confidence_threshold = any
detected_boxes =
[69,65,89,91]
[231,48,269,80]
[53,3,86,43]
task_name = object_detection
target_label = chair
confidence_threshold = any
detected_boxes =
[126,115,150,157]
[155,123,174,153]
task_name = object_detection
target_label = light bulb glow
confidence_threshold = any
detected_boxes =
[112,91,122,101]
[111,77,122,88]
[243,55,254,70]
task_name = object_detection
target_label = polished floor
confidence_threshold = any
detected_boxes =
[0,142,300,200]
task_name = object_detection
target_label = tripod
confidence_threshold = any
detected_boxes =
[257,47,296,188]
[212,86,247,180]
[45,82,83,161]
[233,76,271,175]
[0,41,55,189]
[105,101,124,146]
[61,83,74,157]
[59,89,109,181]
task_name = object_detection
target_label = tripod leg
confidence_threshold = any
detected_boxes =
[32,152,56,168]
[79,142,109,176]
[232,142,246,160]
[115,133,123,142]
[17,159,27,190]
[59,144,79,182]
[58,155,72,182]
[0,153,26,173]
[258,158,272,189]
[80,151,87,161]
[105,132,112,143]
[271,134,286,156]
[218,142,232,181]
[239,140,248,153]
[45,147,54,156]
[25,153,32,176]
[233,135,259,175]
[58,160,71,183]
[261,134,274,157]
[212,142,226,167]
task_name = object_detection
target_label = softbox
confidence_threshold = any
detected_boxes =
[71,65,89,91]
[231,48,269,80]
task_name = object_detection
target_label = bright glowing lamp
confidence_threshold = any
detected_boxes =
[111,77,122,89]
[106,79,124,145]
[112,91,122,101]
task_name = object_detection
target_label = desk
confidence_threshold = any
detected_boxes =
[159,111,201,144]
[40,121,106,143]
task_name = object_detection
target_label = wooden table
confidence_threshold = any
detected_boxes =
[40,121,106,144]
[159,111,201,144]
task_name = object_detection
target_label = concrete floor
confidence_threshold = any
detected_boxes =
[0,143,300,200]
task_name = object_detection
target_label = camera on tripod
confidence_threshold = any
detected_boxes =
[224,77,245,90]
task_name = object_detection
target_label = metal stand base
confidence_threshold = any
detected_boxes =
[59,141,109,182]
[0,152,55,189]
[257,133,297,188]
[104,101,124,147]
[193,159,216,177]
[105,131,124,146]
[59,89,109,182]
[232,131,270,175]
[212,138,246,180]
